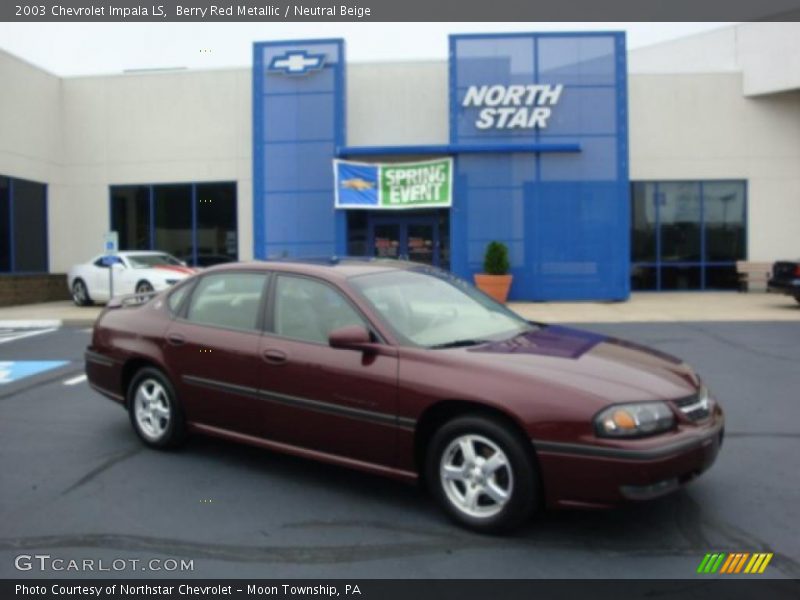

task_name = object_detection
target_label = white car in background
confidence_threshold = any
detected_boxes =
[68,251,196,306]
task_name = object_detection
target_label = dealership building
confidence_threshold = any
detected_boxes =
[1,22,799,301]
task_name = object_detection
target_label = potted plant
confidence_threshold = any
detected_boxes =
[474,241,513,303]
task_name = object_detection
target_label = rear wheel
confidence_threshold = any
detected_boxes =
[426,415,538,533]
[127,367,186,449]
[71,279,93,306]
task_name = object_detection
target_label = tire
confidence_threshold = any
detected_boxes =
[136,280,154,294]
[71,278,93,306]
[426,414,538,534]
[127,367,186,449]
[794,295,800,306]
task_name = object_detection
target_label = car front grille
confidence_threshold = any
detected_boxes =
[674,393,711,421]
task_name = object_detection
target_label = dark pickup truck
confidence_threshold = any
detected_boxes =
[768,260,800,304]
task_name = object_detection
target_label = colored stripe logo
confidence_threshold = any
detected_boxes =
[697,552,773,574]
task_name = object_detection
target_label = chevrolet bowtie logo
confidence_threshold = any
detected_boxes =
[268,50,326,75]
[341,178,375,191]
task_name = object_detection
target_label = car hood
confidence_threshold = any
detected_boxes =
[144,265,196,277]
[463,325,700,404]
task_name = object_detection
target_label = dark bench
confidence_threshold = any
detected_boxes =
[736,261,772,292]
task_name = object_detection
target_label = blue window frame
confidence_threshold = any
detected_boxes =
[0,174,48,274]
[631,180,747,291]
[110,182,238,267]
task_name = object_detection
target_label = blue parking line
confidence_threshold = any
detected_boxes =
[0,361,70,384]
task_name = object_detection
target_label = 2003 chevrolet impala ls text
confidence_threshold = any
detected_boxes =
[85,259,724,533]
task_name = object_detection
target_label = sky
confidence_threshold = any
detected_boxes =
[0,22,734,76]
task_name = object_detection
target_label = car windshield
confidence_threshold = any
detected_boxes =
[349,268,535,348]
[126,254,183,268]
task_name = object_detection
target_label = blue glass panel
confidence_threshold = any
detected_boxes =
[540,87,616,136]
[264,241,337,259]
[537,36,616,86]
[262,93,336,143]
[450,32,629,300]
[528,182,629,300]
[253,39,345,261]
[456,154,537,188]
[261,67,336,95]
[263,142,336,192]
[263,193,337,244]
[452,38,535,87]
[539,137,617,181]
[464,188,526,244]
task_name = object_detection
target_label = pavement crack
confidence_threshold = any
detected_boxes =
[676,322,800,364]
[0,532,473,565]
[61,446,142,496]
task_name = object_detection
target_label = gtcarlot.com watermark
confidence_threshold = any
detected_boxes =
[14,553,194,573]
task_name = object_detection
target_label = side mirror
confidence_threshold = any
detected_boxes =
[328,325,372,351]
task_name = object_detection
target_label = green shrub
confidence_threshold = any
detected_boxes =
[483,241,510,275]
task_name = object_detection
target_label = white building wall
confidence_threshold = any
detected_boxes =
[628,73,800,261]
[629,22,800,97]
[0,53,253,273]
[50,68,253,272]
[0,51,60,183]
[0,49,62,268]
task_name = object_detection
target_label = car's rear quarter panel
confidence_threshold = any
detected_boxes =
[87,298,173,401]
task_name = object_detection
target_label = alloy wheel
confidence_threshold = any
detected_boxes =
[439,433,514,519]
[72,281,87,305]
[133,378,171,442]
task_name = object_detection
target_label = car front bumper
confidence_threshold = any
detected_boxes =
[533,411,724,509]
[768,278,800,296]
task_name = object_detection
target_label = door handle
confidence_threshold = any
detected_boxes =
[262,348,288,365]
[166,333,185,346]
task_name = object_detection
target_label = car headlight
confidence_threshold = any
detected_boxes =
[594,402,675,438]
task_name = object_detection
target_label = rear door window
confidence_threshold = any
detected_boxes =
[185,272,267,331]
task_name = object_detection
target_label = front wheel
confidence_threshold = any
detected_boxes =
[127,367,186,449]
[426,415,538,534]
[136,280,154,294]
[71,279,93,306]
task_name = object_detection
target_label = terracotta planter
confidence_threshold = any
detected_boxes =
[473,274,513,304]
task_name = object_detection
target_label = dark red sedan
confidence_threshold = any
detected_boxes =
[86,259,724,533]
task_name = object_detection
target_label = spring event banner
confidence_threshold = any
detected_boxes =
[334,158,453,210]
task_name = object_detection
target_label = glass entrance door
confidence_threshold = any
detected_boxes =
[372,222,401,260]
[368,216,440,267]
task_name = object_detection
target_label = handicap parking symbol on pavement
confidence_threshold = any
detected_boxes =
[0,361,70,384]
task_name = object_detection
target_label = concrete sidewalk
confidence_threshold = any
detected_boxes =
[512,292,800,323]
[0,292,797,327]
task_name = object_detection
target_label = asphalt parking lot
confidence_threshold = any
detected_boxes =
[0,320,799,579]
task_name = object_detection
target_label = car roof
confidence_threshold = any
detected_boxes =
[202,257,424,280]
